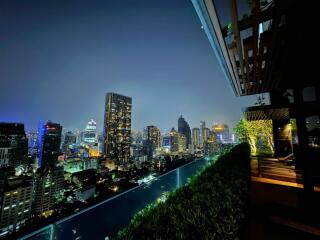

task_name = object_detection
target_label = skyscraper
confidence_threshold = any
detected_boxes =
[26,132,38,155]
[0,147,10,169]
[170,128,186,153]
[62,131,76,154]
[192,128,201,148]
[0,123,28,168]
[178,116,191,149]
[34,121,64,215]
[178,134,186,153]
[170,128,179,153]
[133,131,143,145]
[146,125,161,150]
[213,124,230,142]
[162,135,171,151]
[74,128,82,144]
[200,121,206,146]
[205,128,211,142]
[103,92,132,163]
[0,176,33,234]
[33,168,64,215]
[83,119,97,147]
[64,131,76,146]
[37,121,62,169]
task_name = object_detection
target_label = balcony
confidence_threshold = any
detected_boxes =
[18,143,320,239]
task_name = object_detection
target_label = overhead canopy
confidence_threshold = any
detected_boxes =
[192,0,311,96]
[244,106,290,121]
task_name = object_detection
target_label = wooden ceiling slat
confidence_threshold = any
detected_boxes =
[245,108,290,121]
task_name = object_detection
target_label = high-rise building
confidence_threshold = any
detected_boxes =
[136,132,143,144]
[97,133,103,154]
[162,135,171,151]
[33,168,64,215]
[204,128,211,142]
[83,119,97,147]
[63,131,76,152]
[64,131,76,145]
[103,92,132,163]
[146,125,161,150]
[178,134,186,153]
[207,129,216,142]
[213,124,230,142]
[170,128,179,153]
[200,121,206,146]
[170,128,186,153]
[142,128,148,141]
[192,128,201,148]
[0,147,11,169]
[26,132,38,154]
[37,121,62,169]
[0,123,28,168]
[0,172,5,210]
[34,121,64,215]
[0,176,33,235]
[73,128,82,144]
[178,116,191,149]
[142,140,153,159]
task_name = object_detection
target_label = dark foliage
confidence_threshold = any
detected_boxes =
[119,143,251,240]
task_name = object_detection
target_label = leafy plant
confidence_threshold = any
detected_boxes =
[234,118,273,155]
[118,143,250,240]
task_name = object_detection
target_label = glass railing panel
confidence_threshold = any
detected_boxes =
[19,225,53,240]
[19,157,209,240]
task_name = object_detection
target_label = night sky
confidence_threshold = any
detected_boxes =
[0,0,255,133]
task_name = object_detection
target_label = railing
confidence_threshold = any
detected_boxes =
[251,155,303,183]
[18,157,211,240]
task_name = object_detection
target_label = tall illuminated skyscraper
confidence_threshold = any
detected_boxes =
[146,125,161,149]
[192,128,200,148]
[37,121,62,169]
[200,121,206,146]
[178,116,191,149]
[213,124,230,142]
[170,128,186,153]
[83,119,97,148]
[33,121,64,215]
[103,92,132,163]
[205,128,210,142]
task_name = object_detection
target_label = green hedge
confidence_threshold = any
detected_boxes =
[119,143,251,240]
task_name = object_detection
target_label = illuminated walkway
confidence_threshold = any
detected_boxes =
[251,176,303,189]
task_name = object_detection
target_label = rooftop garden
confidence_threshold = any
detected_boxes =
[118,143,251,240]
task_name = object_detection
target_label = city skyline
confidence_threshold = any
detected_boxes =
[1,0,314,239]
[16,114,234,136]
[0,0,256,133]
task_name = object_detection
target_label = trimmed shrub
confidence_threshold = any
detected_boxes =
[119,143,251,240]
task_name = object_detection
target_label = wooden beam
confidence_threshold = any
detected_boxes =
[237,7,274,32]
[252,0,260,94]
[243,37,252,93]
[229,0,247,94]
